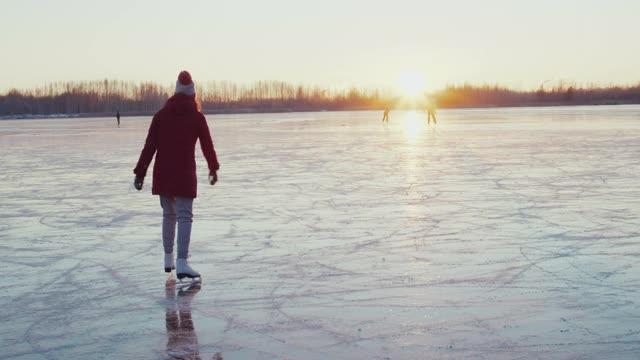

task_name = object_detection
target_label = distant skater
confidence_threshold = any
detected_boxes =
[426,103,437,125]
[133,70,220,284]
[382,107,390,126]
[116,110,120,127]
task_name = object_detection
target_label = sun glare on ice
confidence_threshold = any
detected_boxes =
[404,111,421,144]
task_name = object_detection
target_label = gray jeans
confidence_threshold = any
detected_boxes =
[160,196,194,260]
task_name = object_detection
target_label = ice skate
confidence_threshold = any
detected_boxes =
[176,279,201,290]
[176,258,201,288]
[164,253,175,273]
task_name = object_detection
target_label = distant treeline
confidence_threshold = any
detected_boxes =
[0,80,393,117]
[435,83,640,108]
[1,79,639,117]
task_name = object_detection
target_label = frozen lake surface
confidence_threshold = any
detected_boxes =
[1,106,639,359]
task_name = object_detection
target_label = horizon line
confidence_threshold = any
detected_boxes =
[3,78,640,96]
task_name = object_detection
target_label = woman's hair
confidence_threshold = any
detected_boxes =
[163,93,201,113]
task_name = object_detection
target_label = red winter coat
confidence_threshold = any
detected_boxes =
[134,94,219,198]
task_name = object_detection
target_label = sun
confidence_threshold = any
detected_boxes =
[397,73,427,98]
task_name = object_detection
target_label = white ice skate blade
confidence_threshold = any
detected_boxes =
[176,278,201,290]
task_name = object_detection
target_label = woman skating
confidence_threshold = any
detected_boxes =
[133,70,219,282]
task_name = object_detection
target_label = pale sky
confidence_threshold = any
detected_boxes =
[1,0,639,92]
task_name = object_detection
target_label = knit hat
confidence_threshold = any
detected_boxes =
[175,70,195,96]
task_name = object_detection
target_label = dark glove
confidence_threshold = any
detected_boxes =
[208,171,218,186]
[134,176,144,191]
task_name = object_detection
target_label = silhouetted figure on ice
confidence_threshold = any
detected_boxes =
[426,103,437,125]
[116,110,120,127]
[382,107,390,126]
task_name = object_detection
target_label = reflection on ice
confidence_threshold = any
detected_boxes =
[165,280,212,360]
[0,106,639,359]
[403,110,422,144]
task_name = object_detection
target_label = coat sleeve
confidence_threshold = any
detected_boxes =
[198,114,220,172]
[133,115,160,177]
